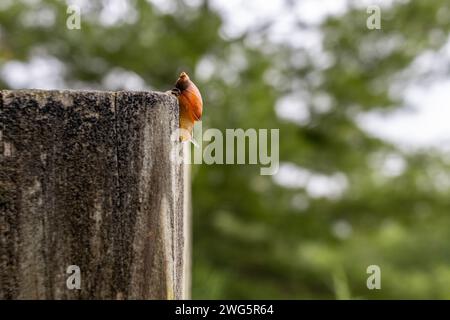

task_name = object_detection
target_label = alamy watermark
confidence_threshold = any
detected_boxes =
[171,122,279,176]
[366,265,381,290]
[367,5,381,30]
[66,5,81,30]
[66,265,81,290]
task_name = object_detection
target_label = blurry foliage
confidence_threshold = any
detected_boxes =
[1,0,450,299]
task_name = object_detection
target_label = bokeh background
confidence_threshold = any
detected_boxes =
[1,0,450,299]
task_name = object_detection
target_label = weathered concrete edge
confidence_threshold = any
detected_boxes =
[0,89,179,104]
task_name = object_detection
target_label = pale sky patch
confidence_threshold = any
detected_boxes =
[102,67,150,90]
[1,54,67,89]
[358,78,450,152]
[274,163,348,200]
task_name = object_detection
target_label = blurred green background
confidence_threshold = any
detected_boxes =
[1,0,450,299]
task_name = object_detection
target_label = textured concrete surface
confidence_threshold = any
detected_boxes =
[0,90,188,299]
